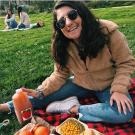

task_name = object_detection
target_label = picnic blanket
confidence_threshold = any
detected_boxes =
[0,23,40,32]
[0,27,31,32]
[34,78,135,135]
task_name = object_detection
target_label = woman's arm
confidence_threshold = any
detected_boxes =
[5,14,16,23]
[36,63,70,96]
[109,29,135,94]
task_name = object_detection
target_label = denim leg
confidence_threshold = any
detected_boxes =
[10,21,17,28]
[7,79,94,113]
[7,22,10,28]
[17,23,25,29]
[79,87,134,123]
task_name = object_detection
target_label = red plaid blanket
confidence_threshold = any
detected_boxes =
[34,79,135,135]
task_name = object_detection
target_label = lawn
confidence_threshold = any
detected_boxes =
[0,5,135,135]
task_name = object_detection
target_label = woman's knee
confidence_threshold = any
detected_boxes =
[118,110,134,123]
[18,23,25,29]
[125,110,134,122]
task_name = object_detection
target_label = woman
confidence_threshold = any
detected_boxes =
[4,9,17,29]
[17,6,30,29]
[30,20,44,28]
[1,1,135,124]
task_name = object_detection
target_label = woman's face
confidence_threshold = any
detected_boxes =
[7,10,12,15]
[56,6,82,41]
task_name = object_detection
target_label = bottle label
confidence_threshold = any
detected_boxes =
[21,108,32,121]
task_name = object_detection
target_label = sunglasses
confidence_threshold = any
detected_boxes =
[56,9,78,29]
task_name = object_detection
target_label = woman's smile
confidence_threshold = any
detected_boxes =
[56,6,82,40]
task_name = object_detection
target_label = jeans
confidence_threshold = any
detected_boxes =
[7,20,17,29]
[17,23,26,29]
[8,79,134,123]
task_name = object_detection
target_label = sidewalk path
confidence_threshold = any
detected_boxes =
[0,16,4,19]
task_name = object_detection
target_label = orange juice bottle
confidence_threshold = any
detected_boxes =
[12,89,33,124]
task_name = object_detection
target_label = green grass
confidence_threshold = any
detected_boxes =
[92,6,135,54]
[0,6,135,134]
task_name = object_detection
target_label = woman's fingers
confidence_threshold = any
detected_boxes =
[116,100,122,114]
[110,98,114,106]
[21,87,34,93]
[110,92,133,115]
[121,100,127,115]
[16,87,38,97]
[124,99,133,113]
[127,97,134,109]
[117,98,133,115]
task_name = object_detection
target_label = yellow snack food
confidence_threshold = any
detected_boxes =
[56,118,86,135]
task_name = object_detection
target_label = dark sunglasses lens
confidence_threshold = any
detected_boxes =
[68,10,78,20]
[56,17,65,29]
[56,10,78,29]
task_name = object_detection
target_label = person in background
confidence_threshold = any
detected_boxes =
[0,1,135,124]
[17,6,30,29]
[30,20,45,29]
[4,9,17,29]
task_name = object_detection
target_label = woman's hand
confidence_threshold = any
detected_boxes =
[16,87,39,98]
[110,91,133,115]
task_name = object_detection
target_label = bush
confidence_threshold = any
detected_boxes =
[0,10,6,16]
[28,5,39,14]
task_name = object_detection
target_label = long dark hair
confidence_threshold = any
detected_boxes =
[17,6,22,18]
[52,1,110,69]
[7,9,13,19]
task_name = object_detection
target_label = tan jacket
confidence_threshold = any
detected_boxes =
[38,20,135,96]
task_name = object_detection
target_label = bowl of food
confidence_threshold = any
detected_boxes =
[56,118,88,135]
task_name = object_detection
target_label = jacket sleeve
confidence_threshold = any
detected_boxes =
[37,63,70,96]
[110,29,135,94]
